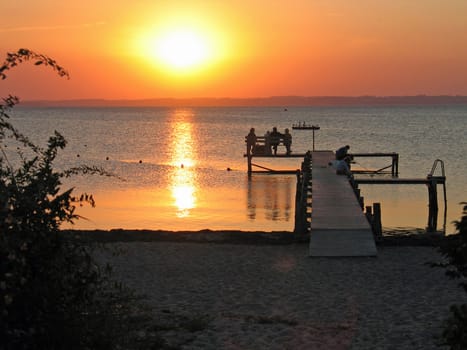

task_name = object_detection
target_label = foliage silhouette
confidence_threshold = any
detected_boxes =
[436,203,467,349]
[0,49,158,349]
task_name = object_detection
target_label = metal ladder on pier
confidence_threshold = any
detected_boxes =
[428,159,447,232]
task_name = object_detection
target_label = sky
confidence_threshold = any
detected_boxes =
[1,0,467,100]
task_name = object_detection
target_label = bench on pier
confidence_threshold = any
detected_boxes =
[245,135,290,156]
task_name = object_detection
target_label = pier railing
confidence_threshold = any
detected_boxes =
[293,151,312,239]
[350,152,399,177]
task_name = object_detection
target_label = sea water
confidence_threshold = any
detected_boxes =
[7,105,467,233]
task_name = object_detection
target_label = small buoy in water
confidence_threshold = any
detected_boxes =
[227,167,231,171]
[77,154,80,157]
[106,157,109,160]
[139,160,142,164]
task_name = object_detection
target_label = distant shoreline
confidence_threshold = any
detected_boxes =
[20,95,467,108]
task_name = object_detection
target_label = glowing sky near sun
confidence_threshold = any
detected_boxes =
[1,0,467,100]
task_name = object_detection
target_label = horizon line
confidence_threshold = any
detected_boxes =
[19,95,467,108]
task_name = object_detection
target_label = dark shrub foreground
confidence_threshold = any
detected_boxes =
[437,203,467,349]
[0,49,161,349]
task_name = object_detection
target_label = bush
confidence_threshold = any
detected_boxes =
[437,202,467,349]
[0,49,157,349]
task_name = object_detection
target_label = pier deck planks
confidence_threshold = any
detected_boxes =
[309,151,377,257]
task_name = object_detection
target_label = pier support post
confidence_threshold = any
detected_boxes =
[365,205,372,225]
[294,170,304,236]
[427,177,439,232]
[365,203,382,240]
[373,203,383,240]
[392,154,399,177]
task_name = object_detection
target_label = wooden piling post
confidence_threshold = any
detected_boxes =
[355,188,360,198]
[294,170,303,235]
[392,153,399,177]
[365,205,373,224]
[373,203,382,239]
[427,178,438,232]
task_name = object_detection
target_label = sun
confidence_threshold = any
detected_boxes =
[136,27,215,73]
[155,30,209,70]
[133,19,230,77]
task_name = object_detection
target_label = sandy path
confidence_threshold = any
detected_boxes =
[96,242,466,350]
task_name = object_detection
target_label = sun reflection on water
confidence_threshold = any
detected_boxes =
[172,184,195,217]
[168,110,198,217]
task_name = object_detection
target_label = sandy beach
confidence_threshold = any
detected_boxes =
[94,238,466,350]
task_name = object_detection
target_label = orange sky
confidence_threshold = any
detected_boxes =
[1,0,467,100]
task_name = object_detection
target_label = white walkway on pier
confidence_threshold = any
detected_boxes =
[309,151,377,257]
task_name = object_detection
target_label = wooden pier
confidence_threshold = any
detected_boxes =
[244,133,447,254]
[308,151,377,257]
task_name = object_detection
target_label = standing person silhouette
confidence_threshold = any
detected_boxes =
[246,128,257,155]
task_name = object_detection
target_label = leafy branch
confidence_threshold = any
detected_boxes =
[0,48,69,80]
